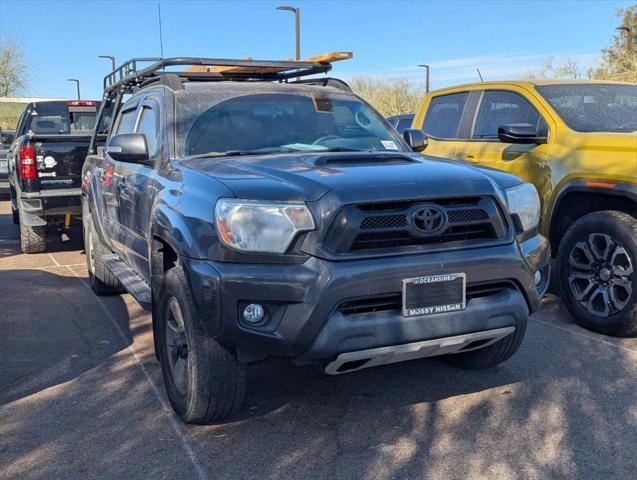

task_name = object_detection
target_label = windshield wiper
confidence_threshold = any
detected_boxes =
[196,149,275,158]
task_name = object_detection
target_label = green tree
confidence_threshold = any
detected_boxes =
[0,36,29,97]
[589,5,637,82]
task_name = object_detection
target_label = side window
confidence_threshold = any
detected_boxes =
[396,118,413,133]
[136,106,158,156]
[115,108,138,135]
[473,90,548,140]
[422,92,469,139]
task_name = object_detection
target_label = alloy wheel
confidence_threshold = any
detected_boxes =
[568,233,634,317]
[165,297,189,396]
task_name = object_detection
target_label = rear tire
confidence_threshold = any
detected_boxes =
[12,206,19,225]
[557,211,637,337]
[157,265,246,424]
[84,212,123,295]
[444,321,527,369]
[19,209,46,254]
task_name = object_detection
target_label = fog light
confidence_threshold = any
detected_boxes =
[534,270,542,286]
[243,303,265,324]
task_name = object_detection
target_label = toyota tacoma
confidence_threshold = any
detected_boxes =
[82,56,549,423]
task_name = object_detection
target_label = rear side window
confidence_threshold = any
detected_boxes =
[24,103,97,134]
[422,92,469,139]
[136,106,158,155]
[473,90,547,140]
[116,108,138,135]
[396,117,413,133]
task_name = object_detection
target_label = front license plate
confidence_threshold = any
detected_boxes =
[402,273,466,317]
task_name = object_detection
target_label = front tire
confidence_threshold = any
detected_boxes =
[18,209,46,254]
[558,211,637,337]
[157,265,246,424]
[444,321,527,370]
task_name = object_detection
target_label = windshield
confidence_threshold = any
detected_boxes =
[178,90,407,157]
[0,131,14,148]
[536,84,637,133]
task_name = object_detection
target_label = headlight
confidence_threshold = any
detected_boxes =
[214,199,315,253]
[505,183,540,232]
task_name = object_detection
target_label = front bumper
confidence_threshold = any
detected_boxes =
[182,234,549,362]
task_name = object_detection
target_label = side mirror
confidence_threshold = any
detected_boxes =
[498,123,547,145]
[403,129,428,152]
[106,133,150,163]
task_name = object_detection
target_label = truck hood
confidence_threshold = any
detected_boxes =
[184,152,520,203]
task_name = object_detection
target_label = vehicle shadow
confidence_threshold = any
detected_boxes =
[0,206,85,259]
[199,316,637,479]
[0,268,134,407]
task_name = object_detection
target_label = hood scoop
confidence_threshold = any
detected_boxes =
[315,154,418,167]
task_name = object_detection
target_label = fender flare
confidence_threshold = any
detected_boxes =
[547,179,637,246]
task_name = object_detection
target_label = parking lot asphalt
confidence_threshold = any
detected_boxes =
[0,199,636,480]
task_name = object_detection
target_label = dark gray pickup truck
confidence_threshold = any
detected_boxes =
[82,57,549,424]
[8,100,102,252]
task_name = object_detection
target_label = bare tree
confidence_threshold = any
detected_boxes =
[525,56,581,80]
[589,4,637,82]
[349,77,423,117]
[0,37,29,97]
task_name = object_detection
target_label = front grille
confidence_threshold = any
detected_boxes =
[323,196,507,255]
[350,225,493,251]
[360,215,407,230]
[448,208,488,223]
[337,282,513,316]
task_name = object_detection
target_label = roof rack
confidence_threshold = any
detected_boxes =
[103,55,350,94]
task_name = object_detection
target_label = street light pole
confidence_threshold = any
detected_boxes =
[276,5,300,60]
[66,79,80,100]
[616,26,634,53]
[98,55,116,71]
[417,64,430,92]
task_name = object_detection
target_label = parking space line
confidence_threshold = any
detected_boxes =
[531,317,637,356]
[48,253,61,267]
[9,263,87,271]
[64,265,207,480]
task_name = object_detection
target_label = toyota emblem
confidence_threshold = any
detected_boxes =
[412,206,447,235]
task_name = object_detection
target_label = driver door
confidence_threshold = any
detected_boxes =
[453,89,554,215]
[115,98,161,282]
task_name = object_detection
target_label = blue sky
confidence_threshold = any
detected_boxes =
[0,0,632,100]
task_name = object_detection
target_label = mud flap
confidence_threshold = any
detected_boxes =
[19,202,47,227]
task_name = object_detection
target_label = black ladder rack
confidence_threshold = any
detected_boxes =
[103,57,333,94]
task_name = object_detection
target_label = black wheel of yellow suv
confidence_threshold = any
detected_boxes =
[558,211,637,337]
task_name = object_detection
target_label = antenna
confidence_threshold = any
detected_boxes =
[157,1,167,163]
[476,68,484,82]
[158,1,165,59]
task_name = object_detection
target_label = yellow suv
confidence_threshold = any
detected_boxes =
[412,80,637,336]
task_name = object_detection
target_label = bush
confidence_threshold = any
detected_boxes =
[348,77,423,117]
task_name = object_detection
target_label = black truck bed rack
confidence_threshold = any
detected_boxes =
[103,57,336,94]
